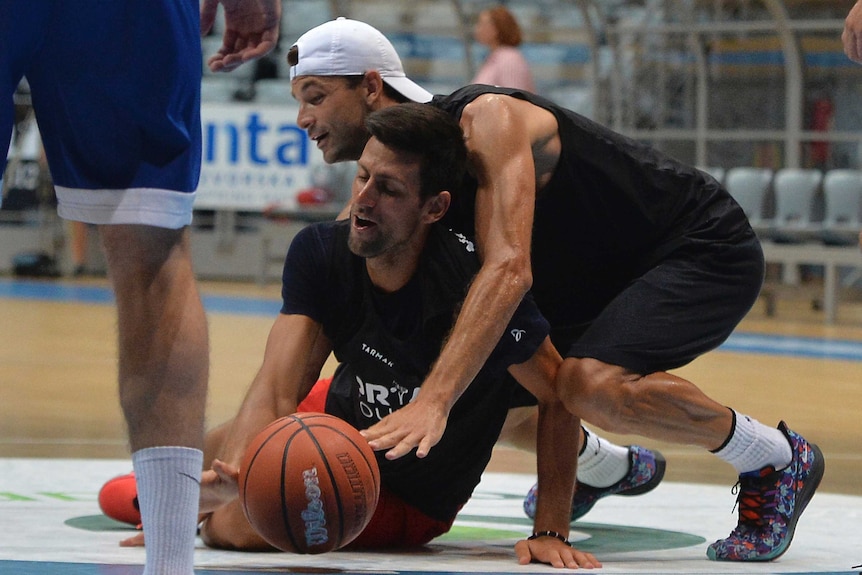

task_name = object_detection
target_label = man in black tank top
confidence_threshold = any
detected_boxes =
[285,18,825,564]
[287,18,666,530]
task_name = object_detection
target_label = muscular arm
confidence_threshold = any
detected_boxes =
[509,338,601,569]
[362,94,559,459]
[194,313,332,549]
[216,313,332,469]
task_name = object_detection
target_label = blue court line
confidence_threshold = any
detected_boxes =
[0,278,280,317]
[3,278,862,361]
[722,332,862,361]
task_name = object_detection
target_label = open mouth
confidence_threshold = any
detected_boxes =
[353,215,376,230]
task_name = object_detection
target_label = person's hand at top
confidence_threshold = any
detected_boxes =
[842,0,862,63]
[201,0,281,72]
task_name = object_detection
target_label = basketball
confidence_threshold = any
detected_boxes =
[238,413,381,554]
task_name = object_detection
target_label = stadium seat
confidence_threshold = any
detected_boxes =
[820,169,862,246]
[724,167,773,236]
[770,168,823,244]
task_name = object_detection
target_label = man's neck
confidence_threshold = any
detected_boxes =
[364,229,429,293]
[365,252,420,294]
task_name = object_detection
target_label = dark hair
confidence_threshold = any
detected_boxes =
[342,76,410,103]
[287,46,410,103]
[486,6,523,47]
[365,104,467,201]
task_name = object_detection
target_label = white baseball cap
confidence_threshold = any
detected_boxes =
[289,17,433,104]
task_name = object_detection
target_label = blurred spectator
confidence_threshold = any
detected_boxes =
[471,6,536,93]
[69,220,97,276]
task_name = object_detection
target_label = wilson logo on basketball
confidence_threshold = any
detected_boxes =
[300,467,328,547]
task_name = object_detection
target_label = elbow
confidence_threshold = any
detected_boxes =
[493,251,532,297]
[514,262,533,295]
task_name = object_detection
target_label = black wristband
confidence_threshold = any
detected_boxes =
[528,530,571,546]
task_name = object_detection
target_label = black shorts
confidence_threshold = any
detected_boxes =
[555,231,764,375]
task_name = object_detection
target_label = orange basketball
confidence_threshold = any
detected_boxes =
[238,413,380,554]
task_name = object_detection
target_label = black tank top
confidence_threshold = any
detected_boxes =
[432,85,752,328]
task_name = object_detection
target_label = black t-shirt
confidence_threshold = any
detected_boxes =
[281,220,549,521]
[432,85,752,330]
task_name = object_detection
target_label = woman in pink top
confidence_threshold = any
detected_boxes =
[471,6,536,93]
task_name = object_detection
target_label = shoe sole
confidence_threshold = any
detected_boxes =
[759,440,826,561]
[618,448,666,497]
[707,440,826,562]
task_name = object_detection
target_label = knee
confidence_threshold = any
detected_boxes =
[554,357,608,413]
[555,357,640,433]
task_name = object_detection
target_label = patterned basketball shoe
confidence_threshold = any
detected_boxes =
[707,421,825,561]
[523,445,666,522]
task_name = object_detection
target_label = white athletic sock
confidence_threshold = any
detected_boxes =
[133,446,203,575]
[577,427,631,488]
[712,411,792,475]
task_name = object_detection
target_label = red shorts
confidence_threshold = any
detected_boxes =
[296,377,454,548]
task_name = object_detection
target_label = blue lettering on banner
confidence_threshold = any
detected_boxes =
[203,113,308,167]
[197,103,321,210]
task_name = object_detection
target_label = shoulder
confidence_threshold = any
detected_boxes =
[284,220,352,276]
[291,220,347,251]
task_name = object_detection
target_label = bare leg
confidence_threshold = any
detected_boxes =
[69,220,89,274]
[101,224,208,450]
[100,224,208,575]
[556,357,732,450]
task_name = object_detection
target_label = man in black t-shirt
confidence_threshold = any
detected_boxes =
[189,104,600,569]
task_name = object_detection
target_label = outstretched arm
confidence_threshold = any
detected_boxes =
[361,94,557,459]
[198,313,330,515]
[201,0,281,72]
[122,312,331,548]
[215,313,331,469]
[508,339,601,569]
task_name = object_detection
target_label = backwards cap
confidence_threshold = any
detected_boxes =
[289,17,433,104]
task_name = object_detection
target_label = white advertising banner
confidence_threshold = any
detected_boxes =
[196,102,330,211]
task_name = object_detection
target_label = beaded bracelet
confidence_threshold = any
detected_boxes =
[527,530,572,546]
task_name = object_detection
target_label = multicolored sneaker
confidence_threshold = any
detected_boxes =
[706,421,825,561]
[98,472,141,527]
[523,445,666,522]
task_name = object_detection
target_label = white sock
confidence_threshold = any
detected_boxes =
[577,427,631,488]
[712,411,792,474]
[133,446,203,575]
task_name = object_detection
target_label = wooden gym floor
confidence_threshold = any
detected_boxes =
[1,275,860,495]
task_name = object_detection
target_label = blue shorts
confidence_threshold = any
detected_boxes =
[1,0,202,228]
